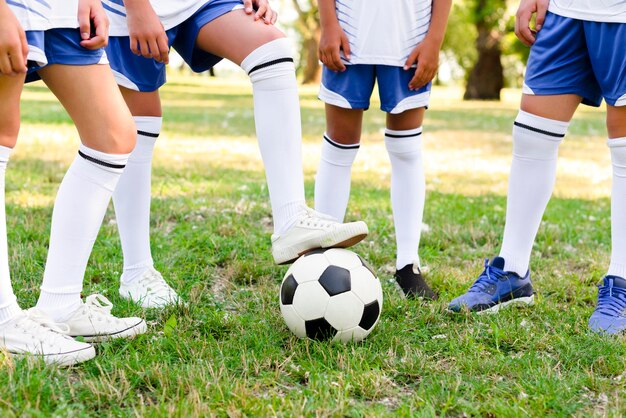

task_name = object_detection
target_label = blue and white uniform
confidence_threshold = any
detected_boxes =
[523,0,626,107]
[104,0,245,92]
[319,0,433,114]
[8,0,106,82]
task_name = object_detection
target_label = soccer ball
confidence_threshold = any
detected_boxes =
[279,248,383,343]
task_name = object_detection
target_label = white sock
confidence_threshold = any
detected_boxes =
[385,127,425,270]
[240,38,306,235]
[314,134,359,222]
[607,137,626,278]
[113,116,161,285]
[499,111,569,275]
[0,146,21,324]
[37,144,129,321]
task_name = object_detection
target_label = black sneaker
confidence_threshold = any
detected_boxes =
[395,263,438,300]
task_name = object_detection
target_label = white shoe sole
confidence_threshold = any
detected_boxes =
[75,319,148,343]
[476,295,535,315]
[12,345,96,367]
[273,221,368,265]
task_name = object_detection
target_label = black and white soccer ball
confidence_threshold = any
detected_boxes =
[279,248,383,343]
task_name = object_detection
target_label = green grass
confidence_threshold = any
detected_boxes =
[1,73,624,416]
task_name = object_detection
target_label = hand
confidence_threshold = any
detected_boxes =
[0,4,28,75]
[404,38,440,90]
[243,0,278,25]
[78,0,109,50]
[126,1,169,63]
[318,21,350,72]
[515,0,549,46]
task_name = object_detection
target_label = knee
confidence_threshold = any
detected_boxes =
[98,116,137,154]
[0,118,20,149]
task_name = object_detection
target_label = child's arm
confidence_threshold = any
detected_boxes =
[78,0,110,50]
[515,0,549,46]
[0,0,28,75]
[404,0,452,90]
[318,0,350,72]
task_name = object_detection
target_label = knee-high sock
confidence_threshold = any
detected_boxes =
[0,146,21,324]
[37,145,129,321]
[240,38,306,235]
[499,111,569,275]
[607,137,626,278]
[314,134,359,222]
[385,128,426,270]
[113,117,161,284]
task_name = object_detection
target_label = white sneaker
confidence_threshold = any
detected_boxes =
[0,309,95,366]
[271,206,368,264]
[63,294,147,342]
[119,267,179,308]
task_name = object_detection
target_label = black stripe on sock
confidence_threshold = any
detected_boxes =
[78,150,126,169]
[385,131,422,138]
[137,130,159,138]
[323,135,360,150]
[248,57,294,75]
[513,121,565,138]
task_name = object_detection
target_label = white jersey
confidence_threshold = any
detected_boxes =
[103,0,208,36]
[549,0,626,23]
[8,0,79,31]
[334,0,433,67]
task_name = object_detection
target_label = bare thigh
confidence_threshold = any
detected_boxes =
[520,94,581,122]
[195,9,285,66]
[607,105,626,139]
[119,87,162,117]
[0,74,25,148]
[325,104,364,145]
[38,64,136,153]
[386,108,425,131]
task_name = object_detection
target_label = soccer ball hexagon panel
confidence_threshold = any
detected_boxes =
[279,248,383,343]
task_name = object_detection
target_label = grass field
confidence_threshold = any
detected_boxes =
[1,73,624,417]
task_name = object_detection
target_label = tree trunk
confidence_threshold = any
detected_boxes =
[464,26,504,100]
[300,29,321,84]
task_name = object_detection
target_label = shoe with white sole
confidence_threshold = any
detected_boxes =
[271,206,368,265]
[448,257,535,314]
[0,308,95,366]
[119,267,179,309]
[63,294,147,342]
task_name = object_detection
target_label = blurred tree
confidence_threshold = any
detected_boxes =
[291,0,321,84]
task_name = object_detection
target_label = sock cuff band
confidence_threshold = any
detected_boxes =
[384,130,423,154]
[78,144,130,171]
[134,116,162,137]
[321,135,359,166]
[607,137,626,148]
[241,38,294,75]
[515,110,569,139]
[384,127,423,138]
[323,134,360,150]
[0,145,13,162]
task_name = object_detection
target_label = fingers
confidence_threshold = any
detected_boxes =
[340,32,350,61]
[536,0,548,31]
[130,35,140,55]
[157,33,169,64]
[19,29,28,67]
[515,7,535,46]
[0,53,14,76]
[8,44,26,73]
[254,3,267,21]
[80,6,109,50]
[77,2,91,41]
[243,0,254,14]
[404,48,419,71]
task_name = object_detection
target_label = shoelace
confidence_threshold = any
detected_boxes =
[24,309,71,335]
[595,278,626,317]
[83,294,114,317]
[468,259,508,293]
[139,270,175,297]
[299,206,338,229]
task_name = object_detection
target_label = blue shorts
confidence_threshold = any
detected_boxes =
[25,28,107,83]
[524,12,626,107]
[107,0,243,92]
[319,64,431,114]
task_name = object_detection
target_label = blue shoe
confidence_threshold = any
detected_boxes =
[588,276,626,335]
[448,257,535,313]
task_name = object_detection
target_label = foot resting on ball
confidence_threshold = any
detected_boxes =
[271,206,368,265]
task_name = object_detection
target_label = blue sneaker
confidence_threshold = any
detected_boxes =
[588,276,626,335]
[448,257,535,313]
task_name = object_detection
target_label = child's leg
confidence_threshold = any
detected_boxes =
[0,74,24,324]
[314,104,363,222]
[385,108,426,270]
[35,64,136,321]
[113,89,161,284]
[497,94,579,276]
[194,11,368,264]
[606,104,626,278]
